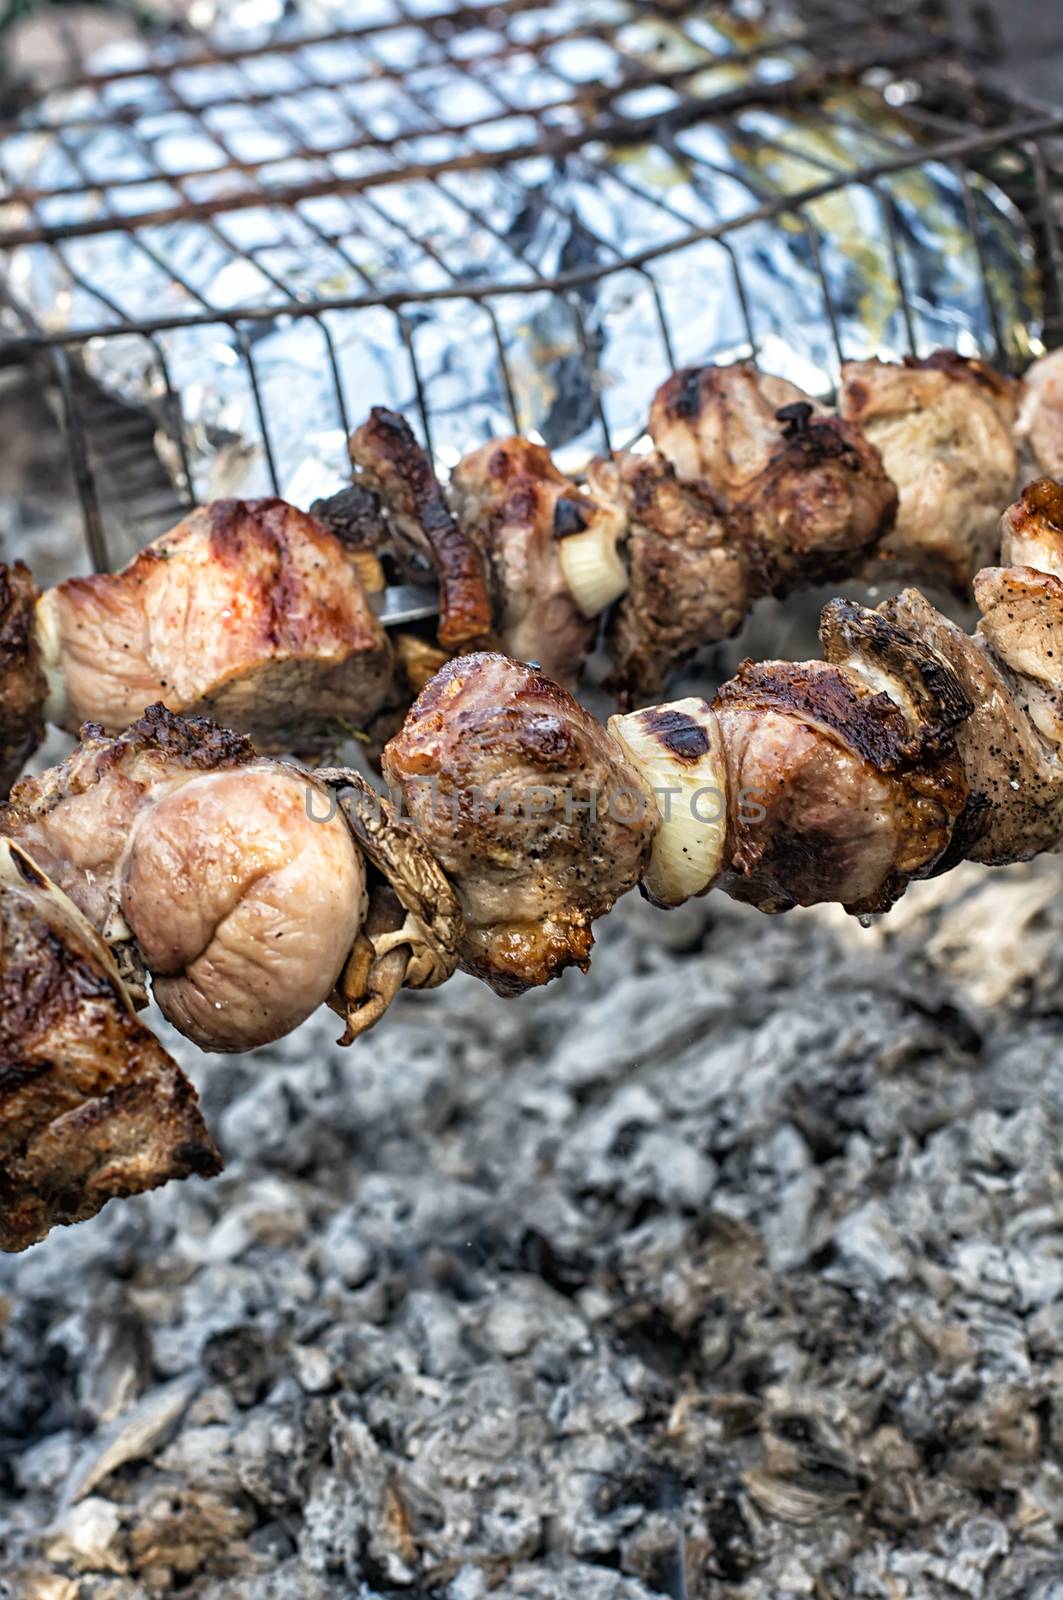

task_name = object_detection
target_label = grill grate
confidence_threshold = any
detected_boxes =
[1,0,1062,572]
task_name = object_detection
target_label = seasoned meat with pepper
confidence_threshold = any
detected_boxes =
[36,498,393,752]
[349,407,493,649]
[840,352,1020,589]
[588,448,749,703]
[382,652,657,994]
[450,439,601,685]
[0,838,221,1252]
[0,560,46,796]
[649,363,897,592]
[2,705,366,1052]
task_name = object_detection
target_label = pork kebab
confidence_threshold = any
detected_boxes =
[7,477,1063,1249]
[9,344,1054,798]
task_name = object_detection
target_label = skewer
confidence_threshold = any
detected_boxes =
[6,343,1053,804]
[4,338,1063,1246]
[5,477,1063,1248]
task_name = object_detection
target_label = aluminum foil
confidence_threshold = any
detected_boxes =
[0,0,1043,557]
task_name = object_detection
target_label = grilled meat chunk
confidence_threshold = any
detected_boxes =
[734,409,897,593]
[973,565,1063,752]
[2,705,257,935]
[126,761,365,1052]
[0,561,47,797]
[0,839,220,1252]
[2,706,366,1052]
[450,439,599,685]
[714,640,968,916]
[1000,477,1063,578]
[839,352,1020,589]
[974,565,1063,698]
[589,448,749,703]
[1017,348,1063,477]
[649,363,896,593]
[349,407,492,649]
[880,585,1063,865]
[37,498,392,752]
[382,652,657,995]
[649,362,825,498]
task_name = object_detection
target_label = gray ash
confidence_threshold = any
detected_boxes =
[4,864,1063,1597]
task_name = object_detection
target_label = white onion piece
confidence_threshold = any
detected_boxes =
[608,696,728,907]
[35,589,69,727]
[557,502,629,617]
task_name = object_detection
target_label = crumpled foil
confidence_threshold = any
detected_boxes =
[0,0,1043,555]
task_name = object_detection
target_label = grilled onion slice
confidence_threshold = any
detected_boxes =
[557,501,629,617]
[608,697,728,907]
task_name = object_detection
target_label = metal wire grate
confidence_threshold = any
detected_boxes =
[1,0,1062,572]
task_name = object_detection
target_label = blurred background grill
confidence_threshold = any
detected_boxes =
[0,0,1061,574]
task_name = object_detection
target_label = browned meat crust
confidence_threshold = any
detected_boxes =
[0,840,221,1252]
[647,363,896,647]
[310,482,388,550]
[881,586,1063,864]
[714,648,968,916]
[382,652,657,995]
[0,562,46,797]
[44,498,393,750]
[1000,477,1063,573]
[590,450,749,704]
[649,362,822,499]
[1,704,257,937]
[733,412,898,594]
[450,438,596,686]
[349,408,493,649]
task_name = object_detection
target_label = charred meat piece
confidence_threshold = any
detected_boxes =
[309,481,390,595]
[450,439,600,686]
[649,363,896,594]
[714,650,968,916]
[880,585,1063,866]
[1017,348,1063,478]
[839,352,1020,590]
[999,476,1063,578]
[349,408,493,650]
[0,561,47,796]
[37,498,393,753]
[382,652,657,995]
[734,410,897,594]
[0,839,221,1252]
[649,362,825,498]
[3,705,366,1053]
[588,448,749,703]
